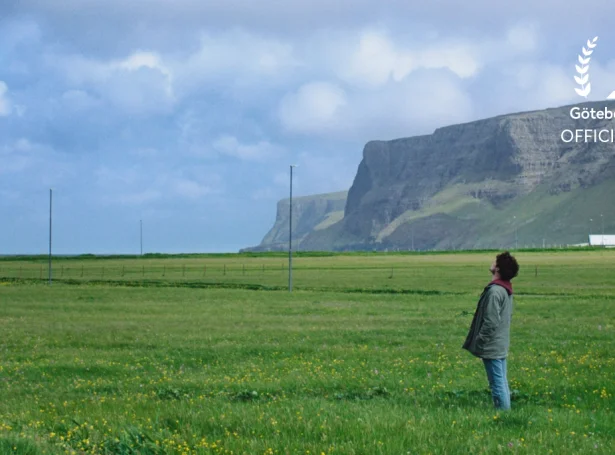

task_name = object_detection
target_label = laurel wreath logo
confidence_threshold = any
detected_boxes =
[574,36,598,98]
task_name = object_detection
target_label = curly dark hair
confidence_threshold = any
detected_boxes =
[496,251,519,281]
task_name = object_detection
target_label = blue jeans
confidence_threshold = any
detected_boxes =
[482,358,511,410]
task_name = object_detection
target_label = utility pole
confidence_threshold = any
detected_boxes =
[513,215,518,250]
[289,165,297,292]
[140,219,143,255]
[49,189,53,285]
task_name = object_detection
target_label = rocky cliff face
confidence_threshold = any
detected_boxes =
[342,102,615,242]
[249,101,615,251]
[242,191,347,252]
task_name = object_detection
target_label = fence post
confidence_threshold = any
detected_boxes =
[223,264,226,276]
[535,265,538,277]
[162,265,165,277]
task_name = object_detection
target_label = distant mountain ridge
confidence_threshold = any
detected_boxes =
[242,191,347,252]
[247,101,615,251]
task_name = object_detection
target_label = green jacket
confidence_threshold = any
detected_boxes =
[462,282,513,360]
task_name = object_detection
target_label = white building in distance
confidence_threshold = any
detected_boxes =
[589,235,615,247]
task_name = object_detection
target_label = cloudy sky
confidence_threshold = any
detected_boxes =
[2,1,615,254]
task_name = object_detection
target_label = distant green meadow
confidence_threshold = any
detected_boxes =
[0,251,613,454]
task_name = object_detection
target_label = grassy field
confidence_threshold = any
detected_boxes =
[0,251,614,454]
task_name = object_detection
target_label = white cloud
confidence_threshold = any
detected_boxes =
[0,139,72,187]
[44,23,544,128]
[58,51,169,84]
[279,82,347,134]
[118,52,174,97]
[49,32,300,110]
[327,24,544,91]
[51,51,175,114]
[0,82,11,116]
[174,179,214,199]
[95,162,224,206]
[279,72,473,140]
[331,30,481,89]
[418,43,479,78]
[353,73,474,139]
[339,31,413,87]
[212,135,284,161]
[276,23,550,139]
[22,0,615,40]
[522,64,573,106]
[506,23,539,53]
[0,139,35,174]
[172,30,300,96]
[486,59,615,114]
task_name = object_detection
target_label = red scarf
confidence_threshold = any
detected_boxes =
[489,279,513,295]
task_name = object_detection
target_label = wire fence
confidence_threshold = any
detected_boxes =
[4,258,615,296]
[0,262,421,292]
[0,263,293,281]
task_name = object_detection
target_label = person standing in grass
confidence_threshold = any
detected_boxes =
[463,251,519,410]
